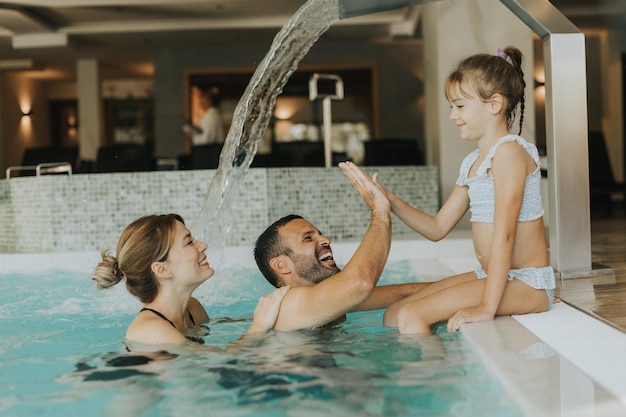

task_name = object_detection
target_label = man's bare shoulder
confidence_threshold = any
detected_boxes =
[273,284,342,331]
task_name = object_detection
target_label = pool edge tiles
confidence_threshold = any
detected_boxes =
[513,303,626,408]
[461,317,550,417]
[463,306,626,417]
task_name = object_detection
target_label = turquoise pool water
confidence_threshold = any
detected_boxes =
[0,261,523,417]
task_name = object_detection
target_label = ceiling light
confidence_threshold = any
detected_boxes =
[12,33,68,49]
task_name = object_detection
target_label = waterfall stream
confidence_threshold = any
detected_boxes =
[190,0,340,247]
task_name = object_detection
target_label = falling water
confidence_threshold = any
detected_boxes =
[190,0,340,244]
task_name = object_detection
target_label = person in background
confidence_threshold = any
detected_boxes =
[185,84,225,147]
[253,161,430,331]
[93,213,289,352]
[369,46,555,334]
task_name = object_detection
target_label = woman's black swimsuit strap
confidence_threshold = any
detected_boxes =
[139,307,196,328]
[139,307,203,344]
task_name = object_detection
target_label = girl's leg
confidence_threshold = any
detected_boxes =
[384,272,477,328]
[395,278,549,334]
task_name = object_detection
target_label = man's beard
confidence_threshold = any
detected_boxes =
[289,253,340,285]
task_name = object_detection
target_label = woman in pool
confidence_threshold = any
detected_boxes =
[369,46,555,334]
[92,213,289,351]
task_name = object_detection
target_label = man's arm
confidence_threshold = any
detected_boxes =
[273,162,392,331]
[350,282,431,312]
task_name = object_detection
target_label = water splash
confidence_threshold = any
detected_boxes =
[190,0,340,244]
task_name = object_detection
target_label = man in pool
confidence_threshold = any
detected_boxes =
[254,162,428,331]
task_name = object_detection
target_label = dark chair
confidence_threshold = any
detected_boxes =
[190,144,223,169]
[75,160,94,174]
[364,138,424,166]
[21,146,79,172]
[177,154,192,170]
[250,153,278,168]
[272,141,325,167]
[95,143,154,173]
[9,146,79,177]
[588,130,626,214]
[332,152,351,165]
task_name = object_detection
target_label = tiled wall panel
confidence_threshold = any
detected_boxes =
[0,166,438,253]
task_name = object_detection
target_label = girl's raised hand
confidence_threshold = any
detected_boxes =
[339,161,390,214]
[371,172,391,198]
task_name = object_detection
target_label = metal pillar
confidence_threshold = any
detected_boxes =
[500,0,591,274]
[309,73,344,168]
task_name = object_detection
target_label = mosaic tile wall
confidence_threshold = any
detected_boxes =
[266,167,439,240]
[0,181,15,252]
[0,166,438,253]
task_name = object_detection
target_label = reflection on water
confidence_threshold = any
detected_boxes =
[56,314,522,417]
[1,267,524,417]
[190,0,340,246]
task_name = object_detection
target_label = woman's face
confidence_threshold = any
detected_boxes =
[165,221,214,286]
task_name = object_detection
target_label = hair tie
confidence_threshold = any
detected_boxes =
[112,260,123,278]
[497,48,508,60]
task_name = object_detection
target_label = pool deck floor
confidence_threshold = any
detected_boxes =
[557,213,626,333]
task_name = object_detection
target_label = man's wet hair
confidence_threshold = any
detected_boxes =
[254,214,302,287]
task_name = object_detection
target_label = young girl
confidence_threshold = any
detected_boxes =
[378,46,555,334]
[93,214,289,351]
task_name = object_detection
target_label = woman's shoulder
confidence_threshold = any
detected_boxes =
[126,311,187,345]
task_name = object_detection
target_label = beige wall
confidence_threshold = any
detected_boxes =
[423,0,535,228]
[534,30,623,182]
[1,72,50,172]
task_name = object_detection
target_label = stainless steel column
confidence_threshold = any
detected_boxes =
[500,0,591,275]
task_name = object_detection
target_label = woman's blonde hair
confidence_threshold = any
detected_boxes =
[92,214,184,303]
[445,46,526,135]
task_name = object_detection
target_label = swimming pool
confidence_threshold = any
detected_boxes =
[0,249,529,417]
[2,238,626,417]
